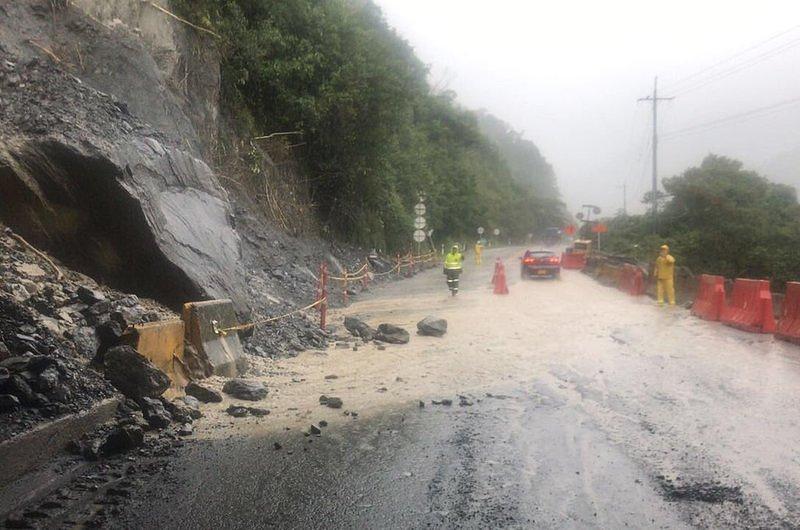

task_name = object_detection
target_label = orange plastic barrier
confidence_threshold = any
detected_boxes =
[561,252,586,270]
[720,279,776,334]
[776,282,800,344]
[691,274,725,321]
[617,264,645,296]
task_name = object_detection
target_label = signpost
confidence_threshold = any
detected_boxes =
[591,223,608,250]
[413,197,427,254]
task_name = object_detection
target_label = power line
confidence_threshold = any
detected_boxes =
[664,24,800,92]
[671,36,800,96]
[662,96,800,140]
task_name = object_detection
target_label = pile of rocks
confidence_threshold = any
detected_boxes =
[342,315,447,346]
[0,228,175,440]
[0,294,115,441]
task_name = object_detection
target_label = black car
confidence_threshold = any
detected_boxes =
[520,249,561,279]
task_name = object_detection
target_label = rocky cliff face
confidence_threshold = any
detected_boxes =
[0,1,246,311]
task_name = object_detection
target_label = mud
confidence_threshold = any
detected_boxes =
[70,246,800,528]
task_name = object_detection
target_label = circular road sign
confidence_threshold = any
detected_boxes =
[493,228,500,236]
[413,229,427,243]
[414,216,426,229]
[477,226,484,235]
[414,203,426,216]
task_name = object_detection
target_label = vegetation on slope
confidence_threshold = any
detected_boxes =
[173,0,564,249]
[602,155,800,285]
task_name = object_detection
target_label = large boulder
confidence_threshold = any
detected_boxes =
[375,324,410,344]
[417,316,447,337]
[103,345,170,399]
[0,50,248,312]
[185,382,223,403]
[222,379,268,401]
[344,316,376,341]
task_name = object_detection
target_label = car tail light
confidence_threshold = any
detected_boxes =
[549,257,560,264]
[523,258,535,264]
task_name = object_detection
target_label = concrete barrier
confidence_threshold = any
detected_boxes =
[123,319,188,397]
[0,397,120,486]
[182,299,244,377]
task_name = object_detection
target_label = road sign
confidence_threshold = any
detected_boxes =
[414,203,426,216]
[414,216,426,229]
[477,226,484,235]
[591,223,608,234]
[413,229,426,243]
[493,228,500,236]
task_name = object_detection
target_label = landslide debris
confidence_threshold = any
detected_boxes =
[0,227,173,441]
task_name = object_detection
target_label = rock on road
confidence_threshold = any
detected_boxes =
[115,247,800,529]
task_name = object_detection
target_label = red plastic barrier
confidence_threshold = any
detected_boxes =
[776,282,800,344]
[561,252,586,270]
[617,264,645,296]
[691,274,725,321]
[720,279,776,334]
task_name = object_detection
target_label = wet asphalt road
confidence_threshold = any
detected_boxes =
[114,248,800,529]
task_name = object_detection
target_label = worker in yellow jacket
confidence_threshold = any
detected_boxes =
[654,244,676,306]
[474,240,484,265]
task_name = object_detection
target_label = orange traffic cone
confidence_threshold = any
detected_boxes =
[493,260,509,295]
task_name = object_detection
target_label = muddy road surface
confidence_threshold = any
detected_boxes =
[112,248,800,528]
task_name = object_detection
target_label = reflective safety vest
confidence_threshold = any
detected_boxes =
[444,252,463,270]
[655,254,675,280]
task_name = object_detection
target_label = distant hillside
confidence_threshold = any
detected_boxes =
[476,111,560,200]
[174,0,566,246]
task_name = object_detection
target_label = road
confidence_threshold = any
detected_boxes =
[113,247,800,529]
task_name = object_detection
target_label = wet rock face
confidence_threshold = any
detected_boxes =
[0,51,248,312]
[103,345,170,399]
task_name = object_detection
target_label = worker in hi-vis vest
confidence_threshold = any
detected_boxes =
[654,244,676,306]
[443,244,464,295]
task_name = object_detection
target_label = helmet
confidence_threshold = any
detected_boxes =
[451,244,459,252]
[660,244,669,251]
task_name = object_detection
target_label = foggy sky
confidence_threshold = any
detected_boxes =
[375,0,800,217]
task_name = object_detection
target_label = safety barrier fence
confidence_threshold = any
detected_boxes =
[719,279,776,334]
[776,282,800,344]
[591,257,794,340]
[617,264,645,296]
[214,250,437,336]
[561,252,587,270]
[691,274,725,321]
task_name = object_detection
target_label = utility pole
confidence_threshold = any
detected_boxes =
[618,182,627,216]
[638,77,673,233]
